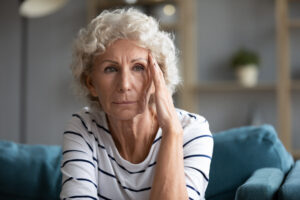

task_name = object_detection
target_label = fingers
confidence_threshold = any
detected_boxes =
[148,53,165,89]
[141,61,152,105]
[147,52,179,132]
[145,62,152,91]
[148,52,173,105]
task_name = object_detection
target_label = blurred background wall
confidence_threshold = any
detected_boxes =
[0,0,299,155]
[0,0,85,145]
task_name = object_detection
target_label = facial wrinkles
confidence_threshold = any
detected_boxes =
[116,56,147,102]
[92,40,152,115]
[98,60,144,103]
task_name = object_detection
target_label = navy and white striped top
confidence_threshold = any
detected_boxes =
[60,107,213,200]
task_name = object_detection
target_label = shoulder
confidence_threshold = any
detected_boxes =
[175,108,212,146]
[175,108,210,132]
[63,107,110,152]
[66,107,105,131]
[64,107,108,142]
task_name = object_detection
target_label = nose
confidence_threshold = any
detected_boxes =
[118,69,132,93]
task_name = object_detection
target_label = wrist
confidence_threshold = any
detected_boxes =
[162,122,183,136]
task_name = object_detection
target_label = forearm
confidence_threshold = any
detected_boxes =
[150,127,188,200]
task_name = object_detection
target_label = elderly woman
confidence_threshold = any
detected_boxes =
[60,8,213,200]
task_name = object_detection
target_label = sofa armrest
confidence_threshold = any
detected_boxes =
[278,160,300,200]
[206,125,294,200]
[235,168,284,200]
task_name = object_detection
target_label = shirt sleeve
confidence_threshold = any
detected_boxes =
[60,114,99,200]
[182,115,214,200]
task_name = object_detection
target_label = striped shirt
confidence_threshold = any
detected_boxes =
[60,107,213,200]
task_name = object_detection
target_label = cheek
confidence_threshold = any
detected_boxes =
[93,78,113,103]
[96,85,114,114]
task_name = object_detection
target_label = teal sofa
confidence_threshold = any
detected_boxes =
[0,124,299,200]
[206,124,299,200]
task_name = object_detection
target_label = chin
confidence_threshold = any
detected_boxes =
[108,108,143,121]
[103,101,148,121]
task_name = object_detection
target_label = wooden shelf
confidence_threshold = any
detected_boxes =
[94,0,179,32]
[160,23,178,31]
[190,82,276,92]
[188,81,300,92]
[97,0,177,10]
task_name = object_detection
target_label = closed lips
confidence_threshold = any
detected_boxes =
[113,101,137,104]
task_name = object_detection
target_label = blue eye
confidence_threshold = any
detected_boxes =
[133,64,145,71]
[104,66,118,73]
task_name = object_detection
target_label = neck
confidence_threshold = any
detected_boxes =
[106,107,157,164]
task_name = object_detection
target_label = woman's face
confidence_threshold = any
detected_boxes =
[87,39,154,120]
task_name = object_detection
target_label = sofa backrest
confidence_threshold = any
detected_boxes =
[205,124,294,200]
[0,140,62,200]
[0,124,294,200]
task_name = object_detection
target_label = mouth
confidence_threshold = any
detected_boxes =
[112,101,137,105]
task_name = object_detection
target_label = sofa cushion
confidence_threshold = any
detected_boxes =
[0,140,62,200]
[235,168,284,200]
[278,160,300,200]
[205,124,294,200]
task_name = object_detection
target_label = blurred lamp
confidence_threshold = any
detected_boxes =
[163,4,176,16]
[19,0,68,18]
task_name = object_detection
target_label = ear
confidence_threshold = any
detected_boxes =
[86,75,98,97]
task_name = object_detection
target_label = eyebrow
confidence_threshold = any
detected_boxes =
[100,59,118,65]
[131,58,147,63]
[100,58,147,65]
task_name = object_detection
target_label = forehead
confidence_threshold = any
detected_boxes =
[98,39,148,61]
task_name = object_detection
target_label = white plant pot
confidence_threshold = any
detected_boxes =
[236,65,259,87]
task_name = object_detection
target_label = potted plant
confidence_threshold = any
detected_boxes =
[231,48,260,87]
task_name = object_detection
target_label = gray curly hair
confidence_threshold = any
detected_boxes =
[70,8,181,110]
